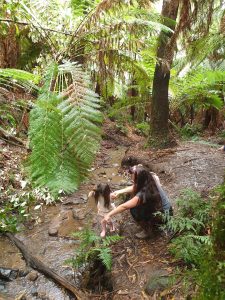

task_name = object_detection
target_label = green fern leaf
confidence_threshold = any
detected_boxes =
[28,62,102,194]
[102,235,123,247]
[98,247,112,271]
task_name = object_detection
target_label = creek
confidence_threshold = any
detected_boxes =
[0,145,127,300]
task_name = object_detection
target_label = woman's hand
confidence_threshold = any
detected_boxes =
[110,190,120,199]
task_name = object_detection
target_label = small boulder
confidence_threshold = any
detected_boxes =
[48,227,58,236]
[26,270,38,282]
[145,269,170,296]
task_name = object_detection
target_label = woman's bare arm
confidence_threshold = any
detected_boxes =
[111,185,134,199]
[102,196,139,223]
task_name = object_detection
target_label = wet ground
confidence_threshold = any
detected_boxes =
[0,131,225,299]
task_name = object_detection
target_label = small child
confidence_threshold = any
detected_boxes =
[88,183,116,238]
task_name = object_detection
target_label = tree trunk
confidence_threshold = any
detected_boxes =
[0,25,20,68]
[150,0,179,144]
[127,80,138,121]
[203,107,219,131]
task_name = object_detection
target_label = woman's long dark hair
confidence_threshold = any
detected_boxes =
[131,165,162,212]
[94,183,111,209]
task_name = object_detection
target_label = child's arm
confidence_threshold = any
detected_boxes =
[102,196,139,223]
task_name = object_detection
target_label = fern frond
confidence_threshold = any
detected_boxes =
[71,228,101,246]
[169,69,225,112]
[0,68,40,92]
[102,235,123,247]
[28,62,102,194]
[97,247,112,270]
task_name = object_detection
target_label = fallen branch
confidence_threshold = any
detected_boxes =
[0,126,25,147]
[5,233,87,300]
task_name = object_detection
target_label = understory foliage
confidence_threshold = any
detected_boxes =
[170,69,225,114]
[28,62,102,194]
[163,188,225,299]
[0,185,57,233]
[193,185,225,300]
[162,189,211,265]
[66,228,123,271]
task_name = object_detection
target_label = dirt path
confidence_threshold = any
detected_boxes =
[107,139,225,299]
[0,132,224,299]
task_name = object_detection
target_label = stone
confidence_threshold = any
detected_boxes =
[112,163,119,167]
[80,194,88,201]
[30,287,38,296]
[145,269,170,296]
[0,280,6,291]
[72,208,86,220]
[62,199,75,205]
[48,227,58,236]
[0,267,18,281]
[19,268,30,277]
[37,290,47,298]
[26,270,38,281]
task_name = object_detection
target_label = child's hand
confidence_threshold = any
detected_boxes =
[101,215,110,224]
[110,191,120,199]
[88,191,94,198]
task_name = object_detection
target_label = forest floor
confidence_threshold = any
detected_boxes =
[0,118,225,300]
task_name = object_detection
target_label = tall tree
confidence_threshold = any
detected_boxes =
[150,0,179,144]
[150,0,215,146]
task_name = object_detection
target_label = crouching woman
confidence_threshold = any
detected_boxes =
[101,165,172,239]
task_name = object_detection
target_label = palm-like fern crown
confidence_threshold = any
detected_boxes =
[28,62,102,193]
[169,68,225,112]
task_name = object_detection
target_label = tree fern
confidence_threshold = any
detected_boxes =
[28,61,102,194]
[169,69,225,113]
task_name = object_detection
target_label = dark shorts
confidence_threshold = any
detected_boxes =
[130,206,173,223]
[130,206,151,222]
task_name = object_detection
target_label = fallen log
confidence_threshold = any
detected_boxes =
[5,233,87,300]
[0,126,25,147]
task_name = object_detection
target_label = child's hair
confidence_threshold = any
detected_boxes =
[94,183,111,209]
